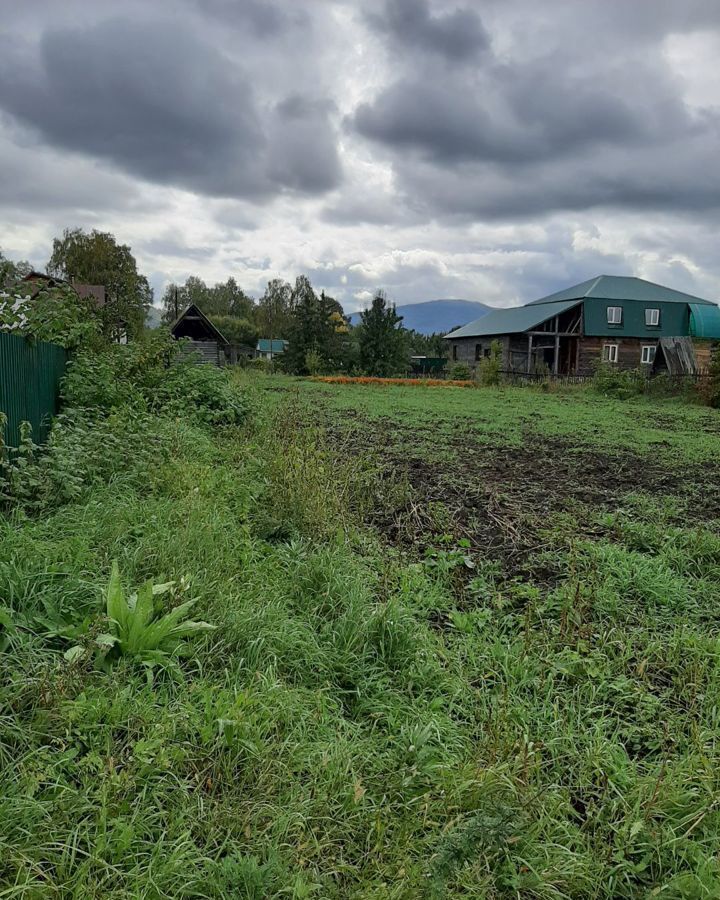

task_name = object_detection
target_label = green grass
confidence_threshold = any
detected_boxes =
[2,372,720,897]
[293,376,720,463]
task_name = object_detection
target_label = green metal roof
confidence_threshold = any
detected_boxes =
[446,299,581,339]
[257,339,287,353]
[528,275,714,306]
[689,303,720,339]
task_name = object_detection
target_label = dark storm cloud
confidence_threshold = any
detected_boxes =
[527,0,720,41]
[394,129,720,222]
[192,0,301,35]
[367,0,489,62]
[0,16,342,200]
[3,0,720,309]
[352,64,674,166]
[349,0,720,220]
[0,122,143,213]
[266,97,342,193]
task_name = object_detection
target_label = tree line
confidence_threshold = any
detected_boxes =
[1,228,449,376]
[162,272,446,376]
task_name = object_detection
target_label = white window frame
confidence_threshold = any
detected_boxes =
[602,343,619,363]
[607,306,623,325]
[641,344,656,365]
[645,308,660,327]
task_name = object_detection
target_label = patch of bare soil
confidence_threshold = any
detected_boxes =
[326,414,720,576]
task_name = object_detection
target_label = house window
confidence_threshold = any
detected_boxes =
[602,343,619,363]
[483,347,491,358]
[607,306,623,325]
[452,344,457,361]
[641,345,656,365]
[475,344,482,361]
[645,308,660,327]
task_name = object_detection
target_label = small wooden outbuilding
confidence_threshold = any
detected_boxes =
[170,303,228,365]
[256,339,288,360]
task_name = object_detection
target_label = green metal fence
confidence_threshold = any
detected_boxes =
[0,332,67,448]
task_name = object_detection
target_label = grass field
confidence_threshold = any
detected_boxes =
[2,371,720,897]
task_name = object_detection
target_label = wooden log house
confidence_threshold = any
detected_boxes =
[445,275,720,376]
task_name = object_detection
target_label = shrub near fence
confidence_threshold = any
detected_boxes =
[0,332,67,447]
[501,369,711,391]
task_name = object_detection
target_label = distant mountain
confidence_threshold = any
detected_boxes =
[350,299,491,335]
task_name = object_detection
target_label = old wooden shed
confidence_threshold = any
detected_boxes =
[170,303,228,365]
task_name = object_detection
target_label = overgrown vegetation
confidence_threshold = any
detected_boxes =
[0,278,101,349]
[591,361,647,398]
[2,349,720,896]
[478,338,503,386]
[590,361,711,404]
[700,345,720,407]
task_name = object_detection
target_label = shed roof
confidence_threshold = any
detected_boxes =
[528,275,714,306]
[689,303,720,339]
[22,271,65,285]
[257,339,287,353]
[171,303,229,345]
[445,299,581,340]
[22,272,107,309]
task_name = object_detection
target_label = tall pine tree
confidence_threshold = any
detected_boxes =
[284,277,348,374]
[358,290,406,376]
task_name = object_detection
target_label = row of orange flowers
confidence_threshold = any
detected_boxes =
[310,376,476,388]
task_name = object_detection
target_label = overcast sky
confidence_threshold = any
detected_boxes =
[2,0,720,311]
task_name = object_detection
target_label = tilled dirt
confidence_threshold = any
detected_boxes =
[325,413,720,574]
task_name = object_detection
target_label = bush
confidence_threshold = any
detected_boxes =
[63,332,247,425]
[449,362,472,380]
[592,361,646,399]
[62,332,178,409]
[305,349,324,376]
[0,409,179,511]
[1,330,247,511]
[0,280,101,349]
[699,348,720,407]
[478,340,502,386]
[155,361,247,425]
[241,356,275,373]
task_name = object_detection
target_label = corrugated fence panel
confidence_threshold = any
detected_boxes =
[0,332,67,448]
